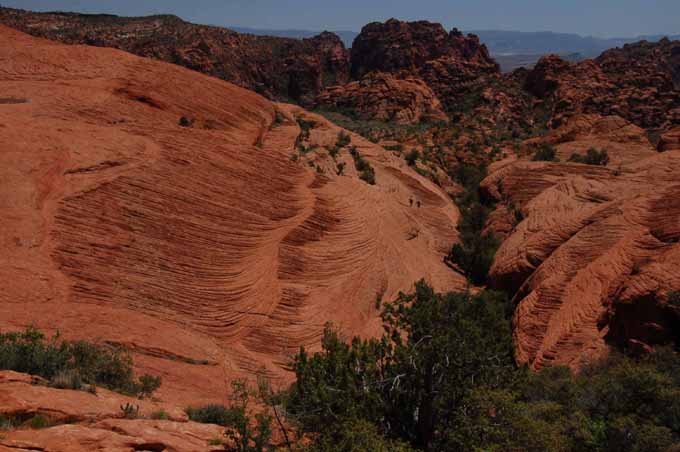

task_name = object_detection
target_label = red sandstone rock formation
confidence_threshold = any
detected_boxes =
[348,19,500,113]
[0,25,465,409]
[315,72,449,124]
[483,115,680,369]
[525,39,680,130]
[0,7,350,104]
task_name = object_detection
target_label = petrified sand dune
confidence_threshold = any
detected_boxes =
[485,116,680,369]
[0,26,465,404]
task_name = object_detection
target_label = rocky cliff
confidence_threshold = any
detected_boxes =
[0,7,350,104]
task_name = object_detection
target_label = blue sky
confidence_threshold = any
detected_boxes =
[3,0,679,37]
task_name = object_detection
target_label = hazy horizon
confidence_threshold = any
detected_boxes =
[2,0,679,39]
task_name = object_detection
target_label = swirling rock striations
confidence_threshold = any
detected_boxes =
[484,115,680,370]
[0,26,465,404]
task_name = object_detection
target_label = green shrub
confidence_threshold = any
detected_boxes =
[336,131,352,148]
[0,328,161,398]
[151,409,169,420]
[349,147,376,185]
[568,148,610,166]
[29,415,50,430]
[186,404,232,426]
[532,144,558,161]
[179,116,192,127]
[405,149,420,166]
[51,369,83,390]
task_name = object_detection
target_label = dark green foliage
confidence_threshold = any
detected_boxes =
[336,131,352,148]
[568,148,610,166]
[272,110,285,128]
[29,415,50,429]
[447,163,500,285]
[286,282,515,452]
[532,143,558,162]
[179,116,192,127]
[350,146,376,185]
[306,419,415,452]
[285,282,680,452]
[186,404,233,426]
[405,149,420,166]
[0,327,161,397]
[188,381,274,452]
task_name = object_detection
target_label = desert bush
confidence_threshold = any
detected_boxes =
[179,116,192,127]
[405,149,420,166]
[186,404,232,426]
[349,147,376,185]
[568,148,610,166]
[0,328,161,398]
[120,403,140,419]
[336,131,352,148]
[29,415,50,429]
[532,143,558,161]
[151,409,169,420]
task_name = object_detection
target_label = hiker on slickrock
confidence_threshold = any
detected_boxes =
[417,200,421,208]
[409,198,414,207]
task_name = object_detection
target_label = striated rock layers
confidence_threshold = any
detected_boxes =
[0,25,466,407]
[483,114,680,370]
[0,7,350,104]
[525,38,680,130]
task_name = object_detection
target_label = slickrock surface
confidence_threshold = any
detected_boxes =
[0,7,350,104]
[0,371,224,451]
[0,25,465,408]
[525,38,680,130]
[483,116,680,369]
[315,72,449,124]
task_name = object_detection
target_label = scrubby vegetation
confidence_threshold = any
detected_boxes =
[350,146,376,185]
[280,282,680,452]
[405,149,420,166]
[532,143,559,161]
[569,147,610,166]
[446,163,500,285]
[0,327,161,398]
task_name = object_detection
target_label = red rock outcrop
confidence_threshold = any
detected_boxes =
[0,24,465,407]
[525,38,680,130]
[348,19,500,113]
[0,371,225,451]
[0,7,350,104]
[483,116,680,369]
[315,72,449,124]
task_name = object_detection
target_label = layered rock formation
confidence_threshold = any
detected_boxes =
[484,115,680,369]
[315,72,449,124]
[0,24,466,411]
[525,38,680,130]
[0,7,350,104]
[348,19,500,113]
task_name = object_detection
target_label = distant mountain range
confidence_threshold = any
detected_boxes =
[230,26,679,72]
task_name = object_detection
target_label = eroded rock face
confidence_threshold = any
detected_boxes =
[0,7,350,104]
[483,116,680,369]
[347,19,500,113]
[315,72,449,124]
[0,25,465,405]
[526,39,680,130]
